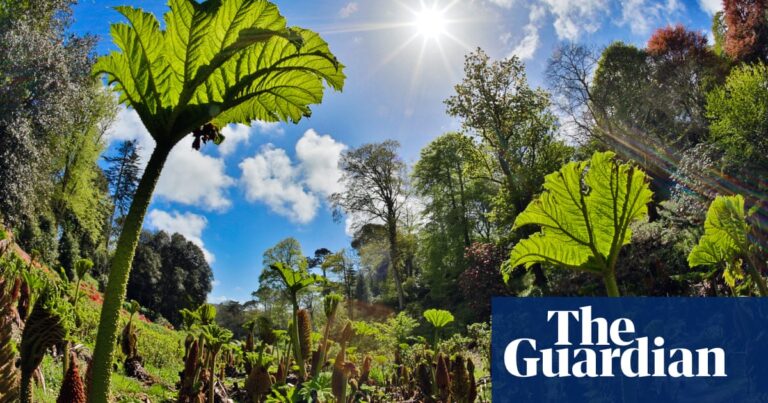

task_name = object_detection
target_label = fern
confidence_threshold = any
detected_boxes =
[502,151,653,296]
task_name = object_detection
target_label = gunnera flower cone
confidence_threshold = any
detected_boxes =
[57,353,86,403]
[297,309,312,361]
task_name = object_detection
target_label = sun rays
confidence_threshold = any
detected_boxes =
[314,0,472,102]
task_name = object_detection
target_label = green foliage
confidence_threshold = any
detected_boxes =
[423,309,454,329]
[198,303,217,325]
[706,63,768,172]
[74,259,93,280]
[94,0,344,139]
[445,48,570,218]
[503,151,653,296]
[270,262,325,297]
[127,231,213,327]
[298,372,333,401]
[689,195,749,267]
[689,195,768,295]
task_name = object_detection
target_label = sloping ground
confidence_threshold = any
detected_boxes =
[0,233,186,402]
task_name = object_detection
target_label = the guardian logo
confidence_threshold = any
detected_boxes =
[503,306,727,378]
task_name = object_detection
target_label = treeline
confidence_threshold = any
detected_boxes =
[0,0,211,304]
[215,1,768,332]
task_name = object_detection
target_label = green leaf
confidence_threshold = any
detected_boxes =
[94,0,345,144]
[688,195,748,267]
[423,309,454,329]
[504,151,653,279]
[269,262,325,295]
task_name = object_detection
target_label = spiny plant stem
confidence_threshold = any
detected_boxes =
[88,145,171,403]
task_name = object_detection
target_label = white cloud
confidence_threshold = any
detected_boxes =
[105,106,156,167]
[147,209,215,263]
[540,0,609,41]
[698,0,721,15]
[218,124,253,156]
[339,2,359,18]
[218,122,284,156]
[511,5,546,60]
[239,129,347,224]
[253,121,285,136]
[105,106,235,211]
[155,137,235,211]
[619,0,684,35]
[487,0,515,8]
[239,145,320,224]
[296,129,347,196]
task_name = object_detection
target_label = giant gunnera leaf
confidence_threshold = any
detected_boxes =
[688,195,767,295]
[688,195,748,268]
[502,151,653,296]
[94,0,345,142]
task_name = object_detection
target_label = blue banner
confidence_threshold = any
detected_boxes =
[491,298,768,403]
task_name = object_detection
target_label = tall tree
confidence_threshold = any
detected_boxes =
[103,140,142,250]
[445,48,569,215]
[548,39,723,195]
[724,0,768,63]
[413,132,494,308]
[0,0,108,234]
[89,1,344,398]
[331,141,409,310]
[126,230,212,327]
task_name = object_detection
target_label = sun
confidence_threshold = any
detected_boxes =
[414,6,447,39]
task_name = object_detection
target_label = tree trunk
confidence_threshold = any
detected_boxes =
[387,221,405,310]
[87,145,171,403]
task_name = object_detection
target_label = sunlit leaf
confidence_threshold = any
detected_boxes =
[94,0,345,142]
[688,195,749,268]
[423,309,454,329]
[503,151,653,281]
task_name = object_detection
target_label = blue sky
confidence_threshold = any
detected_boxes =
[70,0,719,302]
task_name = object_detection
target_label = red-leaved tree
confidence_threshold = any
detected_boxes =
[724,0,768,62]
[458,243,510,321]
[647,24,711,64]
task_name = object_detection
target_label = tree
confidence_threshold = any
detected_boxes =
[459,243,509,321]
[413,133,495,310]
[502,152,653,296]
[445,48,569,215]
[331,141,409,310]
[723,0,768,63]
[353,270,371,303]
[126,232,162,311]
[103,140,142,250]
[0,0,98,229]
[706,63,768,176]
[307,248,332,271]
[89,1,344,398]
[646,25,725,148]
[705,63,768,255]
[550,39,722,198]
[0,0,114,275]
[126,231,212,327]
[545,43,600,143]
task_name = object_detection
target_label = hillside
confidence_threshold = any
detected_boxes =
[1,231,186,402]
